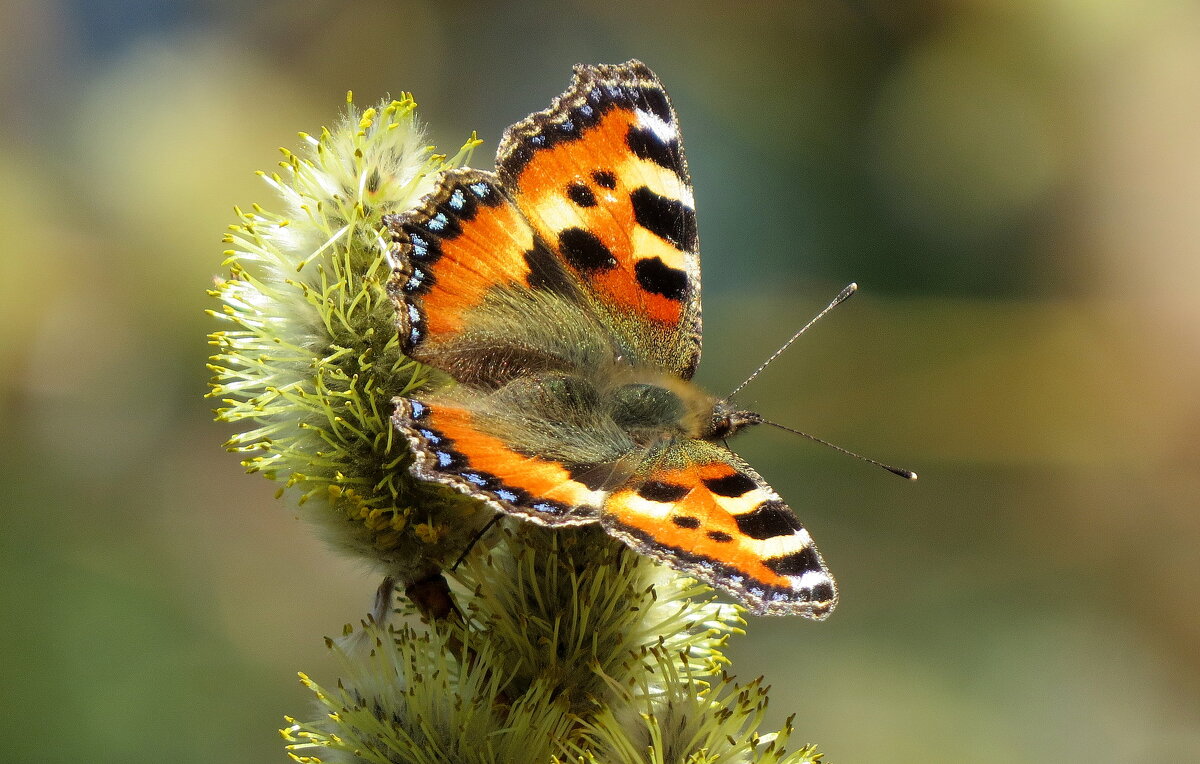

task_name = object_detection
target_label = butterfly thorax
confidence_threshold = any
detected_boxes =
[606,376,761,444]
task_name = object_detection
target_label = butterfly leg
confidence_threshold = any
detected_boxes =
[451,514,503,571]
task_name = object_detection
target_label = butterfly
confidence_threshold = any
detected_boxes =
[384,60,837,618]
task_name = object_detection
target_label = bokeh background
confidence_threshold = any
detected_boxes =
[4,1,1199,761]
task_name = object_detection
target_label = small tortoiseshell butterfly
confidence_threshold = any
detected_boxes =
[385,60,837,618]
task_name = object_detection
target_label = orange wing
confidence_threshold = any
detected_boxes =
[602,441,838,618]
[497,60,702,379]
[393,397,609,527]
[386,169,567,357]
[387,62,701,379]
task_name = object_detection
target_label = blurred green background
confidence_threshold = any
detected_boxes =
[3,0,1198,761]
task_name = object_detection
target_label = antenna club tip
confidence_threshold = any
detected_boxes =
[885,466,918,480]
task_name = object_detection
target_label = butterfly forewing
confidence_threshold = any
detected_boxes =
[497,61,702,379]
[386,170,542,355]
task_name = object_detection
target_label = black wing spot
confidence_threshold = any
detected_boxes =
[763,546,823,577]
[592,170,617,189]
[558,227,617,272]
[630,186,698,252]
[809,581,835,602]
[634,257,688,301]
[706,530,734,543]
[637,480,690,503]
[626,125,684,172]
[637,86,674,124]
[734,500,802,540]
[671,515,701,529]
[566,181,597,208]
[703,472,757,498]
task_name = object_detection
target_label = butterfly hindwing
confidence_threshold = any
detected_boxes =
[497,61,702,380]
[393,397,605,526]
[601,440,837,618]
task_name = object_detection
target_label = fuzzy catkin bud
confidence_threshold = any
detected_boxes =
[208,94,487,585]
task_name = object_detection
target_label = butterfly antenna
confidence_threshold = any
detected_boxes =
[451,515,502,571]
[761,418,917,480]
[728,283,858,399]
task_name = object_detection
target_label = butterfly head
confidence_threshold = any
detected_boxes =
[705,399,763,441]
